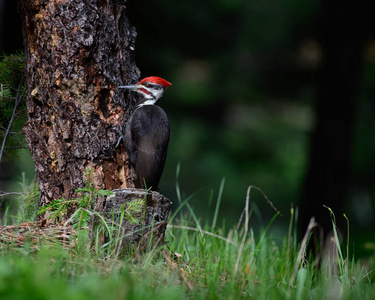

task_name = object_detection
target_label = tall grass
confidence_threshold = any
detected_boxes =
[0,179,374,299]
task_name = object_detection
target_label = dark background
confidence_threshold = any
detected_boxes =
[1,0,374,256]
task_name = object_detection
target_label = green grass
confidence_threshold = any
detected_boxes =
[0,184,374,299]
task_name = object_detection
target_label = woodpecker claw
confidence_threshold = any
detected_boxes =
[115,135,123,148]
[112,127,124,148]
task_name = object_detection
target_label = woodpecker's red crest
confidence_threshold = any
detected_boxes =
[138,76,172,88]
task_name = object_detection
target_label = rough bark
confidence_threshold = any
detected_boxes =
[18,0,141,216]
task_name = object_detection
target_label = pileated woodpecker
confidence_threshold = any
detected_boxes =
[118,76,172,191]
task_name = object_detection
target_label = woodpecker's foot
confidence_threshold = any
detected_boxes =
[112,127,124,148]
[115,135,123,148]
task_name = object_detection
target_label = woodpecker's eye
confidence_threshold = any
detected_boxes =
[143,82,151,87]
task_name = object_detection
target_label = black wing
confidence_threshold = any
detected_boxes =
[129,105,170,190]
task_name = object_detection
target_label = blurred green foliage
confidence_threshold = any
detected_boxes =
[0,52,27,161]
[127,0,318,223]
[126,0,375,232]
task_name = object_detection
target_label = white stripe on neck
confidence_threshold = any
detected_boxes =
[138,99,157,107]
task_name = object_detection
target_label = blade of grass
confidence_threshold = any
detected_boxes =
[175,163,182,204]
[289,217,318,289]
[286,205,295,269]
[167,224,236,246]
[323,205,344,276]
[256,212,280,251]
[186,202,203,235]
[343,213,350,278]
[234,185,250,276]
[169,191,200,224]
[211,177,225,230]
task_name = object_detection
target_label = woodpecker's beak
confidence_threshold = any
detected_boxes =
[117,84,142,90]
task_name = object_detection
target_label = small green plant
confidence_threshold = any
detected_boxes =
[120,198,146,225]
[0,172,39,225]
[16,172,39,222]
[37,169,146,231]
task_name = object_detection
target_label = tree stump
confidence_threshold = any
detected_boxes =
[92,188,172,253]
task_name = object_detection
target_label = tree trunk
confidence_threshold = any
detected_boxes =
[18,0,140,218]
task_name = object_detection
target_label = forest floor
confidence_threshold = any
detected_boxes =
[0,186,374,299]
